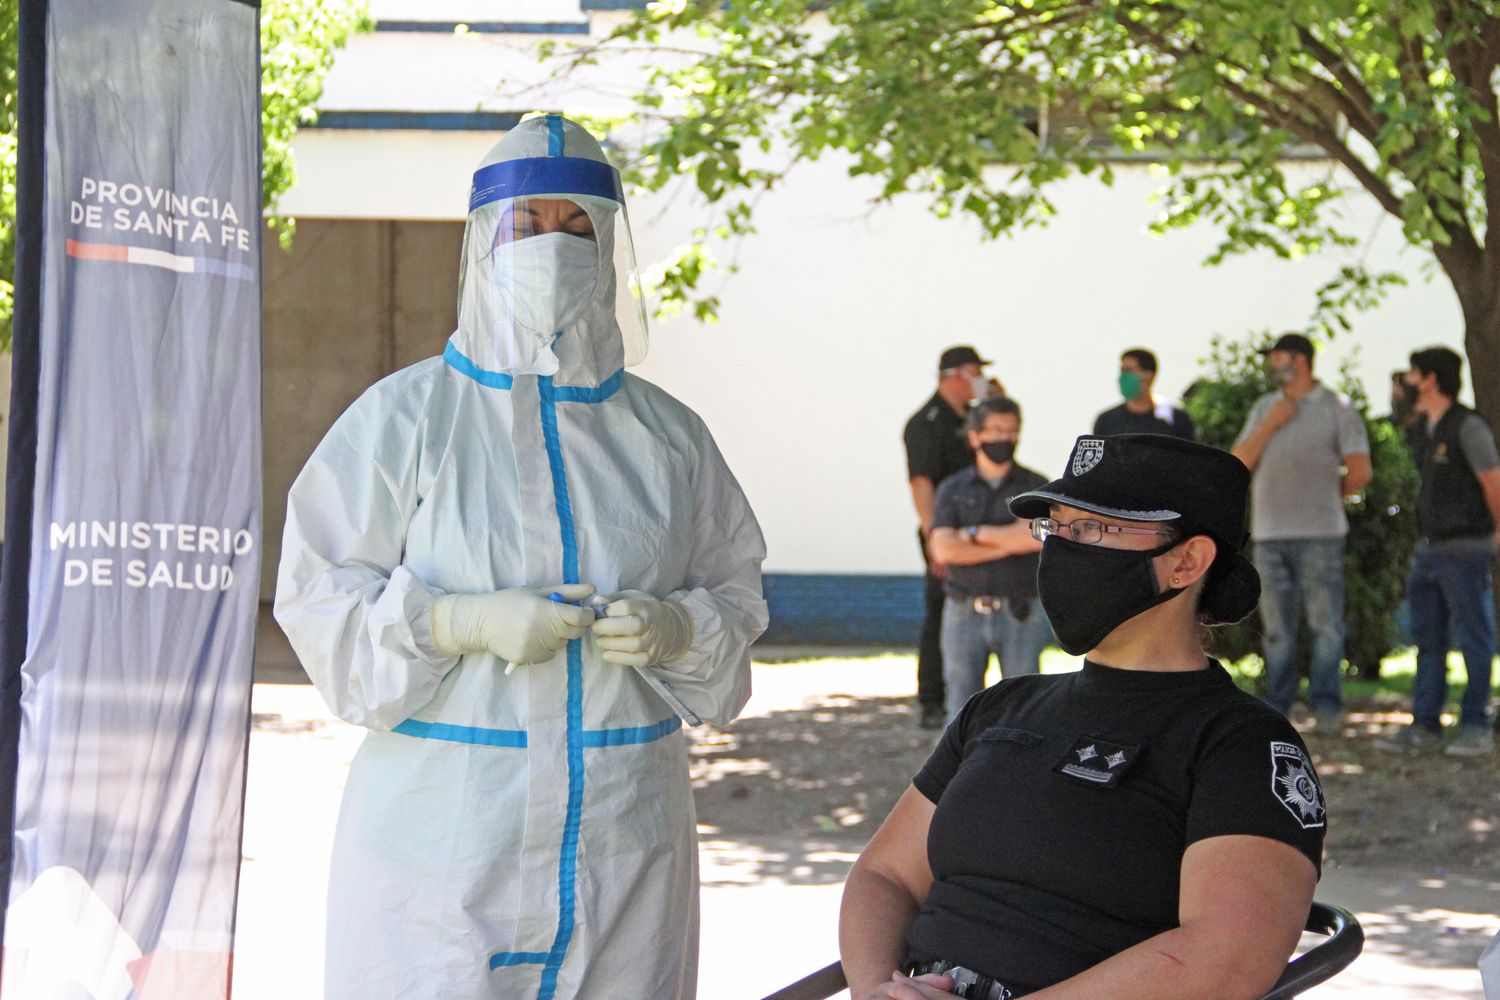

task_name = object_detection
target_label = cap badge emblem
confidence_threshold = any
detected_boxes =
[1073,438,1105,476]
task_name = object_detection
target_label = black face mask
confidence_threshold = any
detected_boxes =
[1036,536,1183,655]
[980,440,1015,464]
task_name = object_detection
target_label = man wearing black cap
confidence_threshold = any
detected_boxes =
[903,345,993,728]
[1231,333,1371,730]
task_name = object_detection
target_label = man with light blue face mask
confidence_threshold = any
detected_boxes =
[275,115,768,1000]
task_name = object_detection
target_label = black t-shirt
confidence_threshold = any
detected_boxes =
[904,393,972,486]
[907,660,1324,995]
[931,464,1047,600]
[1092,401,1196,440]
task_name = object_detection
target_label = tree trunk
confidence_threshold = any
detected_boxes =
[1449,276,1500,731]
[1460,298,1500,433]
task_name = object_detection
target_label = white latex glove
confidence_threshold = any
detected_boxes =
[430,584,596,666]
[591,590,693,668]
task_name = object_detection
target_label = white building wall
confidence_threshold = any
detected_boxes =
[275,2,1467,575]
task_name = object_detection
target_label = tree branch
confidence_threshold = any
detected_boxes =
[1435,10,1500,275]
[1296,28,1383,139]
[1115,16,1404,221]
[1221,76,1405,219]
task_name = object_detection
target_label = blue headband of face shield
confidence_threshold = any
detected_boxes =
[469,157,624,213]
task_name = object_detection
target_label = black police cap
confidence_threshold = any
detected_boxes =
[1008,434,1260,625]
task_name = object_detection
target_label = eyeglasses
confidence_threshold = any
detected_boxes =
[1030,517,1177,546]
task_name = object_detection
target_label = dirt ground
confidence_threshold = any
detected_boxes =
[688,678,1500,880]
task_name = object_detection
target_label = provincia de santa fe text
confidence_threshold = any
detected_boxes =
[68,175,253,251]
[50,519,256,592]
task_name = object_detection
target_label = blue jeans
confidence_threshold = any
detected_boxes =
[941,597,1051,722]
[1408,546,1497,730]
[1255,538,1346,716]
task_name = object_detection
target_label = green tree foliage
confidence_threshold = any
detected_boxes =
[1184,332,1419,678]
[0,0,19,350]
[0,0,368,351]
[578,0,1500,428]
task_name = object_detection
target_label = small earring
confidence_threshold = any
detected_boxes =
[1170,576,1180,586]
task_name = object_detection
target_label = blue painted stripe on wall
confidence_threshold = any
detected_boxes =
[375,20,590,35]
[305,111,526,132]
[759,572,925,646]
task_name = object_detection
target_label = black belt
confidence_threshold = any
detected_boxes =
[955,594,1033,620]
[906,960,1015,999]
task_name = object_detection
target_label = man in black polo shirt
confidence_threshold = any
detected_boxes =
[1379,346,1500,757]
[1092,347,1196,439]
[904,345,992,729]
[928,396,1050,723]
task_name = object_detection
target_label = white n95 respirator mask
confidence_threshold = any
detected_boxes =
[492,232,600,337]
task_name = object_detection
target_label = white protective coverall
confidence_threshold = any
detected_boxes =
[274,115,768,1000]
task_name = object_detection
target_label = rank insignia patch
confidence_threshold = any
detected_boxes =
[1054,735,1140,788]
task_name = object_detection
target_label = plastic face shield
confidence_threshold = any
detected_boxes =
[459,155,649,374]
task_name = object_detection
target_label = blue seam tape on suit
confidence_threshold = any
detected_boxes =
[396,717,681,750]
[547,369,622,403]
[489,951,551,969]
[419,362,634,988]
[535,374,585,1000]
[580,716,681,747]
[391,719,527,747]
[547,114,565,157]
[443,342,515,388]
[443,343,623,405]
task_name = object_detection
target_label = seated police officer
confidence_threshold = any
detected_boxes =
[839,434,1325,1000]
[927,397,1050,724]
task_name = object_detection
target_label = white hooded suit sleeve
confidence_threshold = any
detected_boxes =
[647,431,768,727]
[274,384,457,730]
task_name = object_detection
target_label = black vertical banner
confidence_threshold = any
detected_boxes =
[1,1,262,997]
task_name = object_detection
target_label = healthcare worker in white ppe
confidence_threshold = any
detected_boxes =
[274,114,768,1000]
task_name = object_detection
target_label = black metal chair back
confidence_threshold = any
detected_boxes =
[759,901,1363,1000]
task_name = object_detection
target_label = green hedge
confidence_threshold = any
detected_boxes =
[1183,333,1419,678]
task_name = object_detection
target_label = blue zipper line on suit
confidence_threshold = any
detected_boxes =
[442,312,631,992]
[532,372,585,1000]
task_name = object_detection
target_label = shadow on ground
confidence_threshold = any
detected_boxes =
[691,693,932,888]
[1356,902,1500,972]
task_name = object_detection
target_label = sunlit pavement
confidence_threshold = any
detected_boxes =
[235,651,1499,999]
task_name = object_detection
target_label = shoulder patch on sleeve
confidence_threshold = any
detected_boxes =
[1270,741,1326,829]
